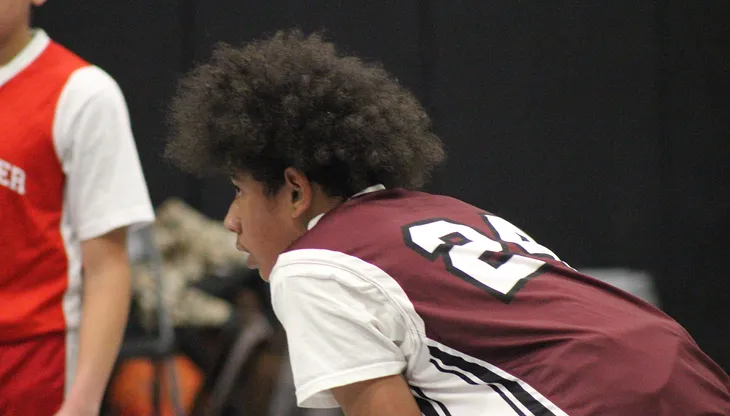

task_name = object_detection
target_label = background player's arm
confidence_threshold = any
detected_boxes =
[331,374,421,416]
[61,227,131,413]
[53,66,154,415]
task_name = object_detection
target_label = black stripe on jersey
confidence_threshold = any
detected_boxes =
[410,385,452,416]
[413,396,439,416]
[429,346,556,416]
[488,384,529,416]
[432,357,527,415]
[430,358,478,385]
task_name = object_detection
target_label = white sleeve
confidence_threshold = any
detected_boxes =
[54,66,154,240]
[271,260,408,408]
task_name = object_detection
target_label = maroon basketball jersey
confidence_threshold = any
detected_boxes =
[279,188,730,415]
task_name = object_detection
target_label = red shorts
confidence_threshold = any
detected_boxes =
[0,333,66,416]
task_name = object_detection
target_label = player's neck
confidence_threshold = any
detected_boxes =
[0,25,33,66]
[302,191,345,230]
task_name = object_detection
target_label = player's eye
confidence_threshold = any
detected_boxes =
[229,176,243,197]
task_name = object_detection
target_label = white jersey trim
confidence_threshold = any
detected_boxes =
[64,329,79,397]
[60,192,83,333]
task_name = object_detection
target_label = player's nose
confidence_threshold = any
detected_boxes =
[223,205,241,234]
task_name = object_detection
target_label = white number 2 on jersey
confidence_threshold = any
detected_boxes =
[403,214,561,302]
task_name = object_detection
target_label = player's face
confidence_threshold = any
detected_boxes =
[224,173,304,280]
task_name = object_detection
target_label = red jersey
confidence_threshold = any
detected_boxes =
[271,187,730,415]
[0,36,88,341]
[0,30,154,342]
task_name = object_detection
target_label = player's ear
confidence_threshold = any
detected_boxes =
[282,167,311,216]
[31,0,47,7]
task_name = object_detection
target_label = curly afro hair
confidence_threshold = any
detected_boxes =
[165,29,445,198]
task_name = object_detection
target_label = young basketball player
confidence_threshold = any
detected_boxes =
[165,30,730,415]
[0,1,154,414]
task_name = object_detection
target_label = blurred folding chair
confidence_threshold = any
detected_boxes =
[117,225,184,416]
[207,310,273,415]
[187,267,275,416]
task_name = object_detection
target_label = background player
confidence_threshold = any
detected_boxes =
[165,30,730,415]
[0,0,154,414]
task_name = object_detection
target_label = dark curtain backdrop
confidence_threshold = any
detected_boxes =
[35,1,729,370]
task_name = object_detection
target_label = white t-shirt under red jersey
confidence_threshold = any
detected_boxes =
[0,30,154,342]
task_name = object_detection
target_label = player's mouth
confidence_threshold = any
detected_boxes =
[236,242,259,270]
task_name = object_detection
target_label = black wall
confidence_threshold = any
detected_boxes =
[35,1,729,370]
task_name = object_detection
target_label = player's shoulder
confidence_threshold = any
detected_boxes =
[53,64,129,142]
[323,188,479,227]
[270,247,415,321]
[44,39,88,69]
[273,248,371,280]
[61,65,125,107]
[273,246,407,291]
[4,31,87,90]
[360,188,474,208]
[374,189,482,218]
[288,189,484,254]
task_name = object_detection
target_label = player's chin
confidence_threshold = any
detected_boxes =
[238,249,268,281]
[241,250,259,270]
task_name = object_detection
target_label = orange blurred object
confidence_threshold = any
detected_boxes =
[108,356,203,415]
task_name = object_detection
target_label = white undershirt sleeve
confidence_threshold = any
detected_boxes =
[271,260,409,408]
[54,66,154,240]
